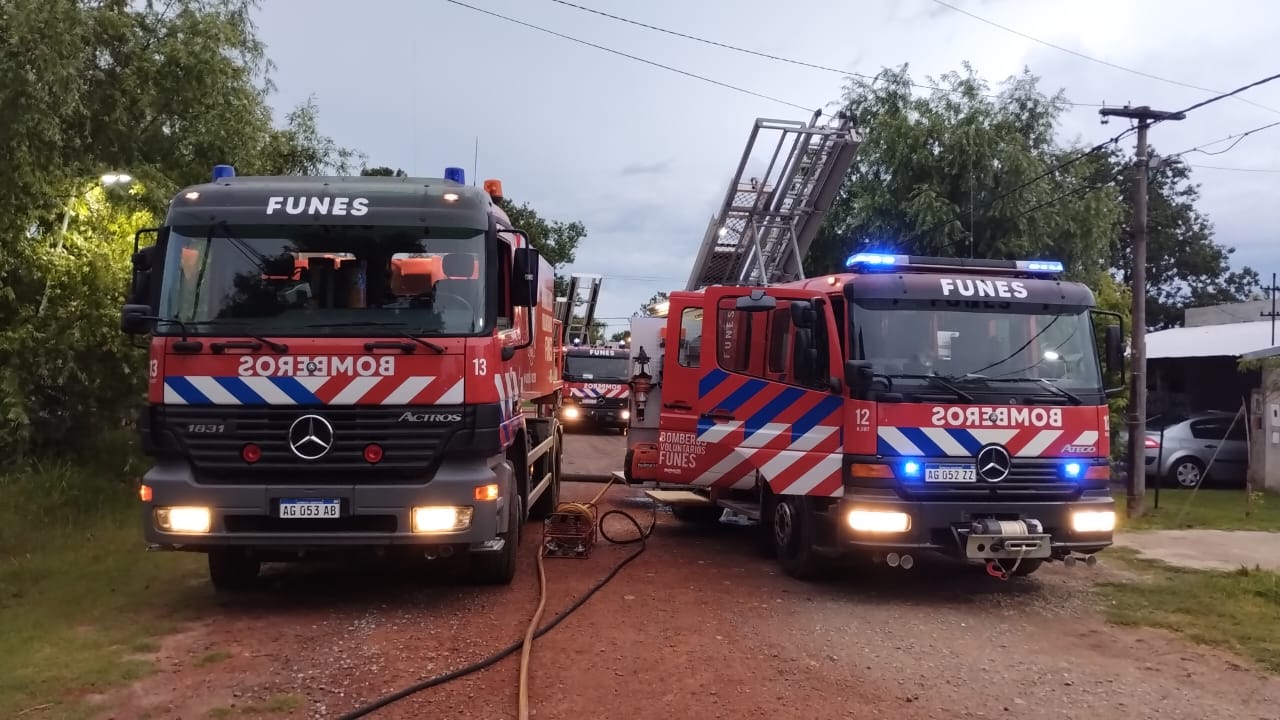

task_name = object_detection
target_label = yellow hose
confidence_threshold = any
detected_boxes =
[517,476,617,720]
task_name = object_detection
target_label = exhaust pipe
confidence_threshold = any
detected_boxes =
[440,544,455,558]
[886,552,900,568]
[899,554,914,570]
[884,552,914,569]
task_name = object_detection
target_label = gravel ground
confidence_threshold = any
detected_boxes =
[92,435,1280,719]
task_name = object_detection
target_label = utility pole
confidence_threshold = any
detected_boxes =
[1099,105,1186,518]
[1261,272,1280,346]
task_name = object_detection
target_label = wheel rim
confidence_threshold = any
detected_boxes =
[1175,462,1201,487]
[773,501,795,550]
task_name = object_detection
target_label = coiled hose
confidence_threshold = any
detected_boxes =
[335,476,652,720]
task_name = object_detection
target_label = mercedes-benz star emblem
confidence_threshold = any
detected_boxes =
[288,414,334,460]
[975,444,1012,483]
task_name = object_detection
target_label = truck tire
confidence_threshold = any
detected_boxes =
[772,496,825,581]
[470,494,521,585]
[207,549,260,591]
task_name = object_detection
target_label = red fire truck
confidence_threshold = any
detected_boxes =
[624,253,1124,579]
[560,344,631,431]
[120,165,564,589]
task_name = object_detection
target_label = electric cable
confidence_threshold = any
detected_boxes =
[927,0,1280,116]
[542,0,1104,108]
[442,0,815,112]
[333,476,654,720]
[1171,120,1280,159]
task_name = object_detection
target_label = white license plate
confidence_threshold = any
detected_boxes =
[925,465,976,483]
[278,499,341,518]
[579,398,598,405]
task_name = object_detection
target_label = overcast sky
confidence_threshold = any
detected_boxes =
[253,0,1280,336]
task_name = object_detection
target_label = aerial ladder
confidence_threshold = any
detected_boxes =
[554,272,603,346]
[685,110,861,291]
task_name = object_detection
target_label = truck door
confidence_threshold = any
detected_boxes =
[657,287,846,497]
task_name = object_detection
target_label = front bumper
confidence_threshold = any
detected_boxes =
[561,404,629,427]
[139,456,515,552]
[838,490,1115,559]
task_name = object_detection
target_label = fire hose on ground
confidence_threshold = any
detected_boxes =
[335,475,653,720]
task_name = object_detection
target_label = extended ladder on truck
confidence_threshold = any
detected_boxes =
[685,110,860,291]
[555,272,603,345]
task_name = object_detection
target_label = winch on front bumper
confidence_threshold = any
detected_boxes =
[837,490,1116,562]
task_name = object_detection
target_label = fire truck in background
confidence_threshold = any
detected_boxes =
[560,344,632,431]
[120,165,564,590]
[622,113,1122,580]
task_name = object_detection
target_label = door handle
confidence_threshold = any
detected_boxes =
[210,340,262,353]
[701,411,736,422]
[1204,444,1218,449]
[664,401,692,410]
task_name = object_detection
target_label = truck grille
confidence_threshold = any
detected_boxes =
[157,405,467,484]
[900,459,1084,501]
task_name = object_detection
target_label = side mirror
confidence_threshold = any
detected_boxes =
[120,304,154,335]
[789,300,815,329]
[512,243,540,308]
[844,359,874,397]
[734,289,776,312]
[1105,324,1124,373]
[128,246,158,305]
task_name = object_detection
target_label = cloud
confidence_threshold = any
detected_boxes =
[252,0,1280,328]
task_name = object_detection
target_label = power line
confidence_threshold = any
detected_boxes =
[1170,120,1280,159]
[1190,164,1280,173]
[927,0,1280,116]
[442,0,814,112]
[543,0,1105,108]
[1169,72,1280,116]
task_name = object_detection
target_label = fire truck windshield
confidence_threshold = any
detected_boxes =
[850,299,1104,397]
[564,355,630,381]
[156,224,489,336]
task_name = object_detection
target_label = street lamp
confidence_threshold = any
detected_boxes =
[37,172,136,316]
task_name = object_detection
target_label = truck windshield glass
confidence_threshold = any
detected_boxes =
[564,355,630,381]
[156,224,488,336]
[850,299,1103,393]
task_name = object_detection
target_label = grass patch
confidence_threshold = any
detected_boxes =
[0,451,208,719]
[1098,554,1280,672]
[1113,488,1280,531]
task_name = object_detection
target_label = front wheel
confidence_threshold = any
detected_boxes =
[1170,458,1206,488]
[772,496,825,580]
[470,494,521,585]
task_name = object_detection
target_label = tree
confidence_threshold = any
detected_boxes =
[635,291,669,317]
[609,330,630,343]
[806,64,1123,287]
[0,0,359,462]
[1105,149,1260,329]
[361,166,408,177]
[497,198,586,294]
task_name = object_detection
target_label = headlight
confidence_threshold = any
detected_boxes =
[620,409,630,420]
[155,506,212,533]
[1071,510,1116,533]
[412,506,474,533]
[846,510,911,533]
[562,406,580,420]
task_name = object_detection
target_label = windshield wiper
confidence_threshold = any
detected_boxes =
[304,322,445,354]
[952,376,1084,405]
[885,373,976,402]
[155,318,289,353]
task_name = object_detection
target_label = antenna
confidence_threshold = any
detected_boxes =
[473,137,478,186]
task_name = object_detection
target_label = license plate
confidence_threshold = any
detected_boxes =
[579,398,598,405]
[278,499,341,518]
[925,465,976,482]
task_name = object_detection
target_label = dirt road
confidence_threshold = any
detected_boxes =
[559,428,623,479]
[94,434,1279,719]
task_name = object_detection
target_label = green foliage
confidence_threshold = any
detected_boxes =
[360,165,408,177]
[807,63,1123,283]
[497,197,586,269]
[0,0,358,462]
[609,330,630,343]
[636,291,669,317]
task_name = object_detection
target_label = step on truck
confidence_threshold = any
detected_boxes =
[624,252,1124,579]
[560,344,632,431]
[120,165,564,590]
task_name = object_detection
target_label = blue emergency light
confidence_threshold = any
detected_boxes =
[845,252,900,268]
[212,164,236,182]
[444,167,466,184]
[1018,260,1065,273]
[1062,461,1083,480]
[901,460,922,478]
